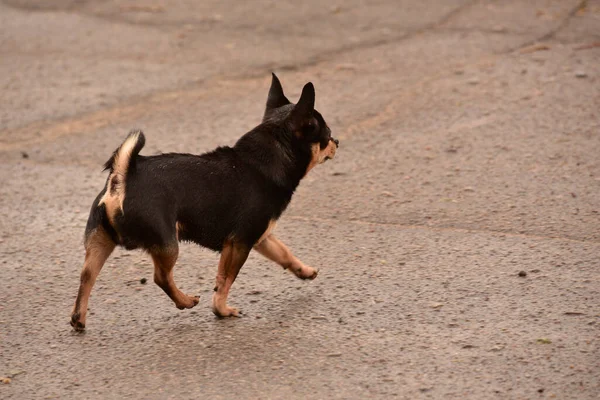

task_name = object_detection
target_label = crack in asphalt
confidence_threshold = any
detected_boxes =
[287,215,600,245]
[264,0,481,73]
[507,0,588,53]
[0,48,482,152]
[434,26,532,37]
[0,0,589,153]
[0,0,480,149]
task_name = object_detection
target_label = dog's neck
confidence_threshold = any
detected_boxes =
[234,125,310,193]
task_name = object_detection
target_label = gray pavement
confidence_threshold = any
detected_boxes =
[1,0,599,399]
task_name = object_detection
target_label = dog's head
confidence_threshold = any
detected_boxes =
[263,73,338,171]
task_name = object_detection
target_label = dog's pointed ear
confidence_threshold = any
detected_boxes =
[264,73,290,118]
[290,82,315,127]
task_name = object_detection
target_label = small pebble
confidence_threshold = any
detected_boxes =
[575,71,587,78]
[21,151,29,159]
[518,271,527,277]
[140,278,147,284]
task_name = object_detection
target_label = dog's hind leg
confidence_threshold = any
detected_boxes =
[150,245,200,310]
[212,241,250,317]
[71,228,116,331]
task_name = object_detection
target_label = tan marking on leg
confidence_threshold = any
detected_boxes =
[212,241,250,317]
[257,219,277,245]
[71,228,116,331]
[151,245,199,310]
[254,234,318,280]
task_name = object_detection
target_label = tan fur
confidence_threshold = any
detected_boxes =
[212,241,250,317]
[151,245,199,310]
[254,234,318,279]
[305,139,337,176]
[71,228,116,331]
[176,221,183,241]
[98,131,142,222]
[257,219,277,244]
[99,192,121,225]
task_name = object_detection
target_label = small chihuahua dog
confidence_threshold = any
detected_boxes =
[70,74,339,331]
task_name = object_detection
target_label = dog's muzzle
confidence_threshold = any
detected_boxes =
[325,137,339,161]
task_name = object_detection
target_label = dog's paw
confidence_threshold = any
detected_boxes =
[212,305,241,318]
[212,292,242,318]
[176,295,200,310]
[70,313,85,332]
[294,266,319,280]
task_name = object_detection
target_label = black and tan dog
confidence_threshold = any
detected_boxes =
[70,74,339,331]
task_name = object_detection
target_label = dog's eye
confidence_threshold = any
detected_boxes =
[304,119,319,137]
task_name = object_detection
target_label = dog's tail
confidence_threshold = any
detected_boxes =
[103,129,145,173]
[98,130,145,220]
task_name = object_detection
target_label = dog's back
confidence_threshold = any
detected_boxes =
[90,130,293,252]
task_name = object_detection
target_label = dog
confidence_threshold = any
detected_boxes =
[70,74,339,331]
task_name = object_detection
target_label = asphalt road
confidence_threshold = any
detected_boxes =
[1,0,599,399]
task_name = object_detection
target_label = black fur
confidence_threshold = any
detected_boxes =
[85,74,338,253]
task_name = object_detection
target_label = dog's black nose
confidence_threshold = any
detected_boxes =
[332,138,339,147]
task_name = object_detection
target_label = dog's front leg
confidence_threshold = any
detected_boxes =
[212,241,250,317]
[254,235,318,280]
